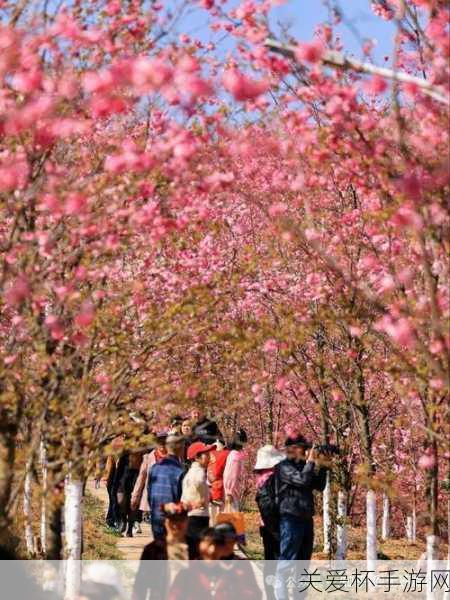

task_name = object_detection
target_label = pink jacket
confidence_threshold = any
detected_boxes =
[223,449,245,503]
[131,450,160,512]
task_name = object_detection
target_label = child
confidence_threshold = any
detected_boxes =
[181,441,215,548]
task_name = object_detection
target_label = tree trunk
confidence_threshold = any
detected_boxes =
[64,477,83,599]
[406,516,414,542]
[428,439,439,536]
[366,489,377,566]
[381,493,390,541]
[323,472,331,554]
[0,427,16,548]
[336,490,347,560]
[426,534,440,600]
[23,466,35,556]
[40,442,48,556]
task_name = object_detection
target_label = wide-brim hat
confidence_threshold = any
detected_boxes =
[254,445,285,470]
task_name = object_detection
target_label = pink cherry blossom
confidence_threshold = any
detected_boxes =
[64,193,87,216]
[74,302,95,328]
[222,69,269,101]
[5,277,30,307]
[375,315,416,348]
[418,453,436,469]
[295,40,324,63]
[263,339,278,353]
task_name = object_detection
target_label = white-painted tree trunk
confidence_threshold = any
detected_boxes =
[426,535,439,600]
[406,516,413,541]
[366,490,377,567]
[444,548,450,600]
[64,478,83,600]
[406,508,417,542]
[23,467,34,556]
[322,473,331,554]
[381,493,390,540]
[40,441,48,555]
[336,490,347,560]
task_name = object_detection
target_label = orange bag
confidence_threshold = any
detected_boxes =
[216,510,246,545]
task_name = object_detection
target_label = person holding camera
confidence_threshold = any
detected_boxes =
[274,434,329,600]
[276,434,328,561]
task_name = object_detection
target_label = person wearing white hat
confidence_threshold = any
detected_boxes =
[254,444,285,600]
[254,444,285,471]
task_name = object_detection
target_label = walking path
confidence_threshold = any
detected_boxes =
[86,479,152,560]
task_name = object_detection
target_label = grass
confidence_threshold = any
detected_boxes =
[82,492,123,559]
[10,485,122,560]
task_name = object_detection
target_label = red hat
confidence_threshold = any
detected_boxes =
[187,441,216,460]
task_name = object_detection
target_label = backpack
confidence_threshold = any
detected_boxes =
[255,469,281,538]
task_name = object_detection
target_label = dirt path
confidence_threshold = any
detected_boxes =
[86,479,152,560]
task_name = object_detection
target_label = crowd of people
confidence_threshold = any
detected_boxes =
[97,408,330,600]
[100,408,248,547]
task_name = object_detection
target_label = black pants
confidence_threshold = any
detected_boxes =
[260,525,280,560]
[106,479,117,527]
[122,468,139,535]
[260,526,279,600]
[187,516,210,557]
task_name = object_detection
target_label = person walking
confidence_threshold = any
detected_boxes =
[207,438,230,524]
[254,444,285,557]
[131,432,167,521]
[274,434,328,600]
[254,445,285,600]
[181,419,193,444]
[147,434,185,540]
[170,415,184,435]
[181,441,216,550]
[111,452,129,533]
[223,429,247,511]
[122,451,143,537]
[191,408,222,444]
[103,455,118,528]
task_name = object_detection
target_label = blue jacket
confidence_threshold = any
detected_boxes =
[147,455,184,523]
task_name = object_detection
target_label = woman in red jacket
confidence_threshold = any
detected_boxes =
[207,438,230,524]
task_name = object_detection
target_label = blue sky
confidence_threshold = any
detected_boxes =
[173,0,397,65]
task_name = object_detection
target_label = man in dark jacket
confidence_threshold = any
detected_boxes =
[191,407,222,444]
[274,435,328,600]
[276,435,327,561]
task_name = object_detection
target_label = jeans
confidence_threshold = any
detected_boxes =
[275,516,314,600]
[151,519,166,540]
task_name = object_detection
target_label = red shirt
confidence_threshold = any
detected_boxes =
[207,448,230,502]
